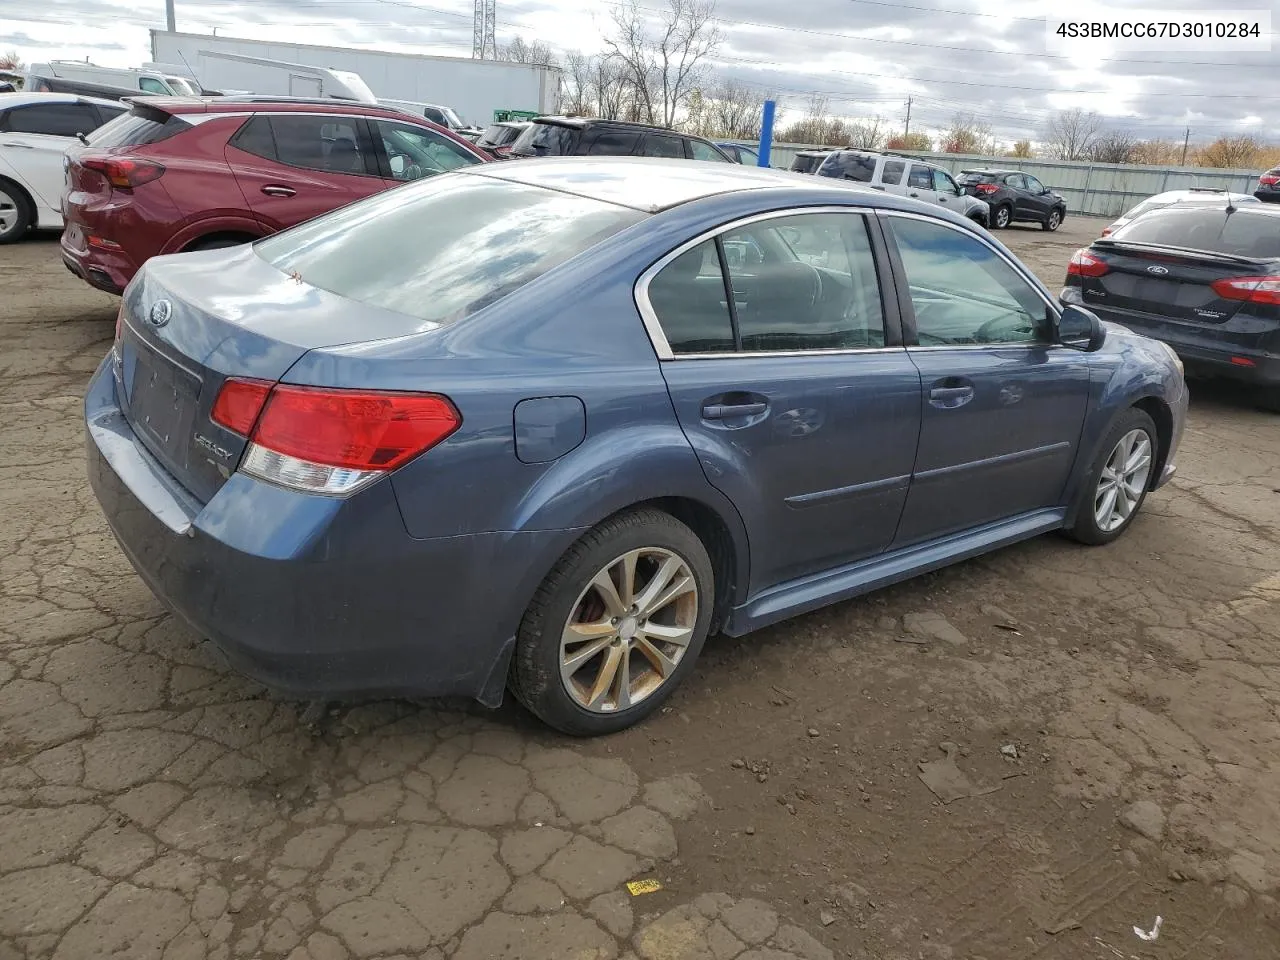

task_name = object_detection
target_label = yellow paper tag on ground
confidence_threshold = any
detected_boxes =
[626,879,662,896]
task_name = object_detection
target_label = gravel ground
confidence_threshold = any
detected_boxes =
[1,215,1278,960]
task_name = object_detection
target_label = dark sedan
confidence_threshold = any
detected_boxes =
[1062,203,1280,409]
[86,157,1186,735]
[958,169,1067,231]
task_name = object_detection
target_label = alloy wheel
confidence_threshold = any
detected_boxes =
[559,547,699,714]
[0,188,20,239]
[1048,211,1061,230]
[1094,429,1153,532]
[995,206,1011,228]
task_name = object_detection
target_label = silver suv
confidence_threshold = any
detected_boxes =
[815,150,989,227]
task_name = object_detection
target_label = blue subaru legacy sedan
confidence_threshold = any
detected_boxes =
[86,157,1187,735]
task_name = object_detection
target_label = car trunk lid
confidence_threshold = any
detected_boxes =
[1079,241,1268,324]
[116,245,441,504]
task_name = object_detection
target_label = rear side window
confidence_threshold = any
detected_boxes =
[1,101,101,137]
[907,166,933,189]
[642,134,684,158]
[587,130,640,155]
[512,123,576,157]
[881,160,906,185]
[255,176,645,324]
[229,115,278,160]
[1111,208,1280,258]
[818,152,875,182]
[645,240,736,354]
[88,106,192,147]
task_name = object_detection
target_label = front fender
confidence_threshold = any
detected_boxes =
[509,424,753,604]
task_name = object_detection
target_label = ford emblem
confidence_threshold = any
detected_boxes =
[149,299,172,327]
[1146,265,1169,276]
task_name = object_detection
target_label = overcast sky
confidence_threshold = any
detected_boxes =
[3,0,1277,144]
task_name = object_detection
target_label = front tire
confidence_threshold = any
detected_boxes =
[0,181,32,244]
[992,204,1012,229]
[1066,409,1158,545]
[1043,208,1063,231]
[509,508,714,736]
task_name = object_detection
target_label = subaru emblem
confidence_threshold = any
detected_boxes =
[1146,265,1169,276]
[149,299,172,327]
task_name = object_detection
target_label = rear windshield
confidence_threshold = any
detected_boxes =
[1110,208,1280,259]
[255,174,646,324]
[817,152,875,182]
[511,123,576,156]
[957,171,997,184]
[87,106,191,147]
[477,123,519,147]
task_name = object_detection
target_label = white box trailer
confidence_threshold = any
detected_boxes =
[190,51,378,103]
[151,30,561,127]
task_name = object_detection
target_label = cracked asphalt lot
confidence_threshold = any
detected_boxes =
[2,217,1278,959]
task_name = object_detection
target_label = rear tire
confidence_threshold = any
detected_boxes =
[992,204,1012,229]
[1066,408,1158,546]
[0,180,32,244]
[1255,386,1280,413]
[1042,208,1063,231]
[509,508,715,736]
[186,235,254,252]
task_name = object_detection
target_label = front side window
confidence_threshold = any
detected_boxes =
[933,169,959,194]
[1024,175,1046,194]
[2,102,101,137]
[374,120,479,181]
[269,115,375,176]
[888,216,1046,345]
[256,176,645,325]
[690,139,726,162]
[646,212,887,355]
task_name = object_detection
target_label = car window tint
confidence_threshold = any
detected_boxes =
[3,102,101,137]
[1005,174,1027,190]
[889,216,1046,346]
[647,240,736,354]
[256,176,645,325]
[1111,208,1280,258]
[721,213,886,351]
[588,130,640,155]
[270,116,374,176]
[690,139,725,162]
[422,108,448,126]
[881,160,906,185]
[933,169,957,193]
[1024,175,1045,193]
[820,152,875,182]
[95,104,128,126]
[642,134,684,158]
[907,166,933,189]
[89,105,191,147]
[374,120,478,181]
[229,115,278,160]
[511,122,575,156]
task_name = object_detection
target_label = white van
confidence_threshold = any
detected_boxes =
[193,52,377,103]
[27,61,200,97]
[378,99,470,133]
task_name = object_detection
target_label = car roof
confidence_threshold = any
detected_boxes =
[1145,188,1257,202]
[533,115,699,136]
[0,91,123,109]
[124,95,451,123]
[465,155,867,213]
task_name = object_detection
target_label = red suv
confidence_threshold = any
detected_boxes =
[61,97,489,294]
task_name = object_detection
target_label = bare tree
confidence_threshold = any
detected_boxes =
[705,79,766,139]
[561,50,594,115]
[940,113,993,154]
[558,51,634,119]
[500,37,559,69]
[605,0,721,127]
[1128,139,1182,165]
[594,56,633,120]
[1089,130,1138,164]
[1044,108,1101,160]
[846,117,886,150]
[0,50,23,72]
[1196,135,1261,169]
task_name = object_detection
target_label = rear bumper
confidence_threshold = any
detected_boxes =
[84,356,580,703]
[61,233,131,295]
[1085,305,1280,387]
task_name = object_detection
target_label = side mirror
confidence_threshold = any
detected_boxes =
[1056,304,1106,352]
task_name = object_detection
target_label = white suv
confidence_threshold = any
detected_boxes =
[815,150,990,227]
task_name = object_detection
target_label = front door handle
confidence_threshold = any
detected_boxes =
[702,401,767,420]
[261,185,297,197]
[929,385,975,409]
[1,141,33,149]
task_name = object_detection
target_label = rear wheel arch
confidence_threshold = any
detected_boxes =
[182,231,259,252]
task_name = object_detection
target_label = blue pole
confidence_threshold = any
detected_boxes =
[758,99,775,168]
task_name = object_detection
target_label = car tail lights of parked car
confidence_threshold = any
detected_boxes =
[1260,173,1279,186]
[1067,248,1109,277]
[973,183,1000,195]
[212,380,462,495]
[1210,276,1280,305]
[79,155,166,189]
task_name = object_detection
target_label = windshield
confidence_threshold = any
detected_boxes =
[255,174,645,325]
[511,122,576,157]
[166,76,200,96]
[1110,208,1280,259]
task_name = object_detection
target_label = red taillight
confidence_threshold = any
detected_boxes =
[975,183,999,195]
[1230,356,1257,367]
[81,156,166,189]
[1067,248,1109,278]
[1260,174,1279,186]
[253,386,461,472]
[211,378,273,436]
[1210,276,1280,305]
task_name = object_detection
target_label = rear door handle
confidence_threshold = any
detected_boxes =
[702,402,767,420]
[261,185,296,197]
[929,386,975,408]
[908,191,919,198]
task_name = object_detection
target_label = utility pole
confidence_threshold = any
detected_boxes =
[165,0,175,32]
[1180,127,1190,166]
[903,97,912,137]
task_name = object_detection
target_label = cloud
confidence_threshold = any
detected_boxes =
[2,0,1275,144]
